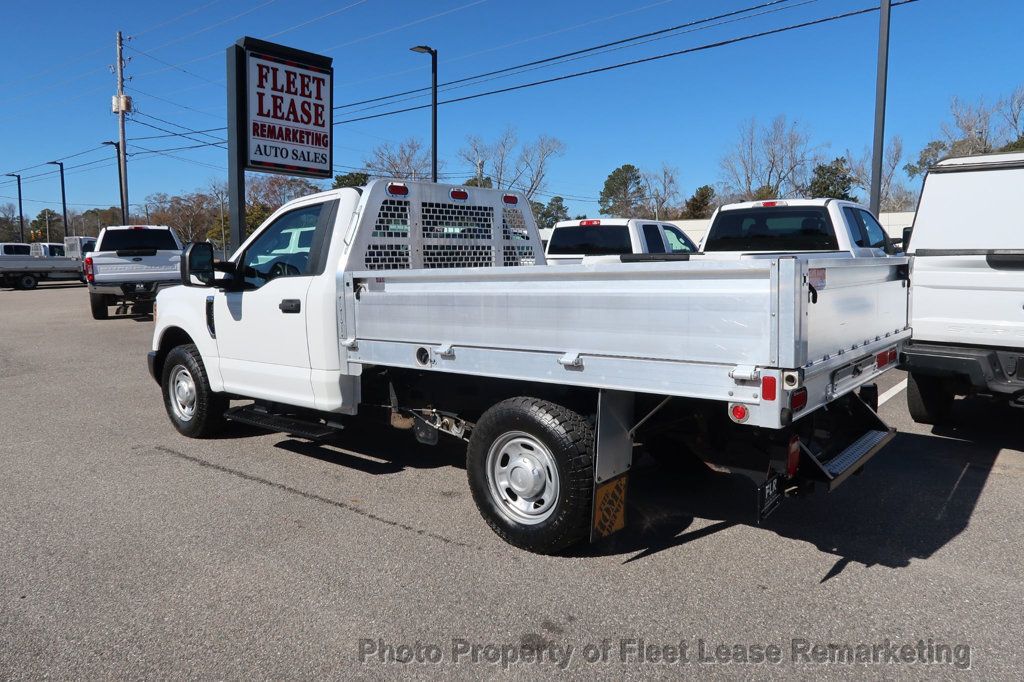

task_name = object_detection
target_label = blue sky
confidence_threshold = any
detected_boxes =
[1,0,1022,218]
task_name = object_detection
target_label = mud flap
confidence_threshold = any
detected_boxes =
[590,390,634,542]
[756,473,783,525]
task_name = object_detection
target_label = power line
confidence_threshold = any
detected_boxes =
[334,0,920,126]
[130,112,227,146]
[333,0,797,111]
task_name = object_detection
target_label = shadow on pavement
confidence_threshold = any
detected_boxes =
[587,395,1011,575]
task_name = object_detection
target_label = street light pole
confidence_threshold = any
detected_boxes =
[410,45,438,182]
[46,161,70,237]
[869,0,892,216]
[103,141,127,223]
[4,173,25,242]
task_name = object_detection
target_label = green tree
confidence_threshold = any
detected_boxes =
[598,164,646,217]
[332,171,368,189]
[533,196,570,230]
[904,140,949,178]
[1000,134,1024,152]
[465,176,493,188]
[681,185,717,219]
[806,157,858,201]
[29,208,64,240]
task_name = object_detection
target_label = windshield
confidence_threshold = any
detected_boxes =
[98,229,179,252]
[703,207,838,252]
[547,225,632,255]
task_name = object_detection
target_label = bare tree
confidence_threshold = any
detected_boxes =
[642,164,680,219]
[997,85,1024,141]
[514,135,566,201]
[720,116,819,199]
[943,96,996,154]
[847,136,916,212]
[458,127,565,200]
[365,137,433,180]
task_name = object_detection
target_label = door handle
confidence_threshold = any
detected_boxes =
[279,299,301,313]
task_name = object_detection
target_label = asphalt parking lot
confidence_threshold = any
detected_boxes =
[2,283,1022,678]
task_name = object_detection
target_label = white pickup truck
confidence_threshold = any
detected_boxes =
[149,180,909,553]
[700,198,897,257]
[545,218,697,264]
[900,152,1024,423]
[86,225,183,319]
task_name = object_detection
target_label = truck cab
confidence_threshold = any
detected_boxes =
[1,243,31,257]
[700,199,895,258]
[545,218,697,264]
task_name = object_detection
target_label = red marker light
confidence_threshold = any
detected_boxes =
[790,387,808,412]
[579,219,601,226]
[450,188,468,201]
[502,194,518,205]
[787,435,801,477]
[386,182,409,196]
[761,375,777,401]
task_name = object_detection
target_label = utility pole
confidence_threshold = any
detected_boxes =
[113,31,130,223]
[103,141,126,223]
[4,173,25,242]
[46,161,70,236]
[869,0,891,216]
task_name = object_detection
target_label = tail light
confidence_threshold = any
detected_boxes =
[386,182,409,196]
[449,188,468,201]
[502,194,518,205]
[789,387,808,412]
[84,256,94,283]
[787,434,801,477]
[729,403,749,423]
[876,348,897,368]
[761,375,777,401]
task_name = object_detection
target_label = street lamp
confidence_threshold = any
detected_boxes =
[4,173,25,242]
[410,45,438,182]
[102,140,127,224]
[46,161,71,237]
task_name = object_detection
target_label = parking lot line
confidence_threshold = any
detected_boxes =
[878,378,908,406]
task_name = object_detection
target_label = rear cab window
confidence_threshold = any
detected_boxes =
[98,229,179,252]
[641,224,666,253]
[547,225,632,256]
[703,207,838,252]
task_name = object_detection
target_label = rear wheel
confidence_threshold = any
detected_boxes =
[467,397,594,554]
[907,371,955,425]
[161,344,227,438]
[16,274,38,290]
[89,293,108,320]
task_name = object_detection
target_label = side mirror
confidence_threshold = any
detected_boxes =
[181,242,215,287]
[902,226,913,251]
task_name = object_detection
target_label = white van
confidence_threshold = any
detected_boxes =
[901,152,1024,423]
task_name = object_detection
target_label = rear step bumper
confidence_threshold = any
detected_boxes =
[801,394,895,491]
[901,341,1024,396]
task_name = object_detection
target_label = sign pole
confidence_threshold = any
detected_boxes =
[226,41,247,254]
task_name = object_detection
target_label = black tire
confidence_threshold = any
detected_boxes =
[161,344,227,438]
[907,371,955,425]
[89,292,109,320]
[17,274,38,290]
[467,397,594,554]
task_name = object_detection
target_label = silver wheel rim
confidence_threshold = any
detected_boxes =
[169,365,197,422]
[485,431,559,525]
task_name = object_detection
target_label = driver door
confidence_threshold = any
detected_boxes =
[214,201,330,408]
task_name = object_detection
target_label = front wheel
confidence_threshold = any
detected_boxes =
[161,344,227,438]
[467,397,594,554]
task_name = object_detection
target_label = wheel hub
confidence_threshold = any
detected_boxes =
[485,432,560,524]
[169,366,197,422]
[508,457,545,497]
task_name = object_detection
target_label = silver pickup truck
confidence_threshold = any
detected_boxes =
[149,180,909,554]
[86,225,182,319]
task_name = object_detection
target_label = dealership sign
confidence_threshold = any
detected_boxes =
[230,37,333,179]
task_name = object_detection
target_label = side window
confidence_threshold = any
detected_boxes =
[642,224,666,253]
[241,204,324,289]
[858,209,890,249]
[663,225,695,253]
[843,207,869,248]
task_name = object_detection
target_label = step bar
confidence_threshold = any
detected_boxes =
[801,394,895,491]
[223,404,341,441]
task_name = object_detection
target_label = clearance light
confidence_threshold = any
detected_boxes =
[386,182,409,196]
[579,219,601,226]
[729,403,749,423]
[450,188,468,201]
[790,387,808,412]
[761,375,777,401]
[787,435,801,477]
[502,194,518,205]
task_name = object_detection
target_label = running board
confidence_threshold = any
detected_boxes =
[223,405,340,441]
